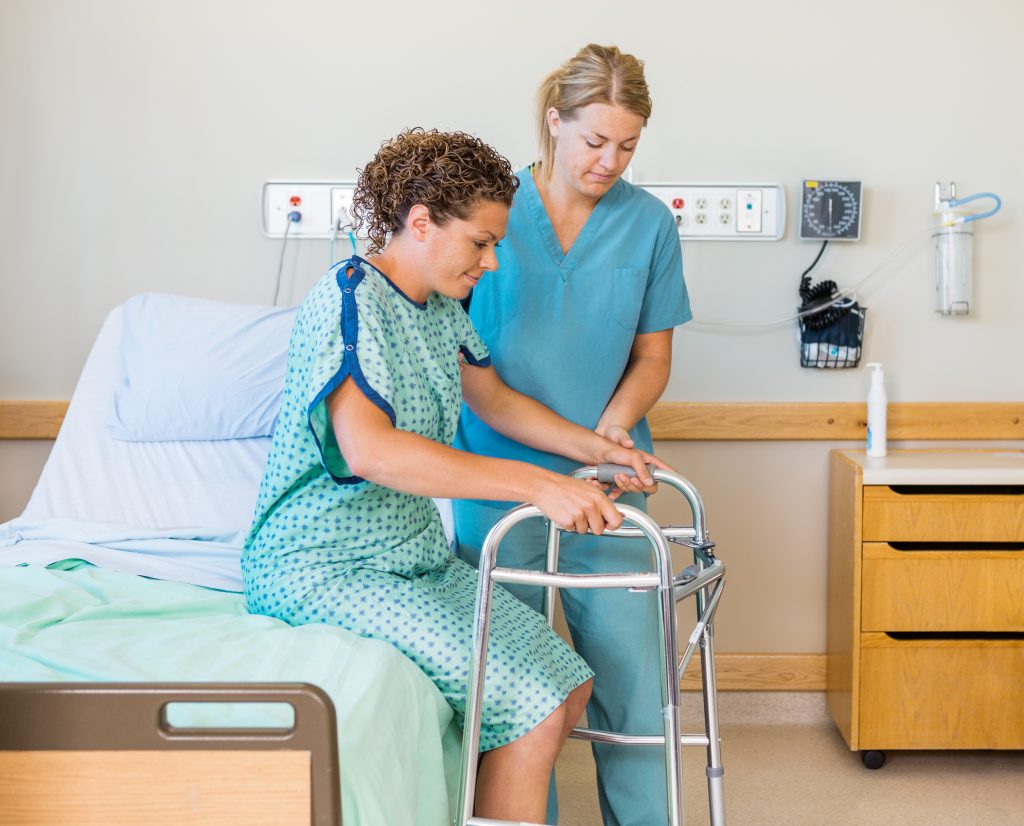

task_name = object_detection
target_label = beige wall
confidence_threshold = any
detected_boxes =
[0,441,51,522]
[2,1,1022,651]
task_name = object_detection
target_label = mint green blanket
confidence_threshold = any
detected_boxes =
[0,561,461,825]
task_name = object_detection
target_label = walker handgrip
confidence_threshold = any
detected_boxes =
[596,463,657,484]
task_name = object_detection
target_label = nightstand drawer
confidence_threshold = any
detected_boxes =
[861,543,1024,631]
[859,633,1024,749]
[862,486,1024,542]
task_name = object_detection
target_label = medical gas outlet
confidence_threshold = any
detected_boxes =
[262,180,358,238]
[641,184,785,240]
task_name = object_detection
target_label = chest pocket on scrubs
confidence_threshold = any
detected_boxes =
[612,268,648,331]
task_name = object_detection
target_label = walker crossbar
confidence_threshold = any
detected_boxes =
[456,467,726,826]
[492,568,661,591]
[569,728,712,748]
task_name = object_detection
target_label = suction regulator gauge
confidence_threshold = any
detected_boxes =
[800,180,862,241]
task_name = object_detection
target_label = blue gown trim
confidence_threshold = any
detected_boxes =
[459,344,491,368]
[349,254,428,309]
[306,258,398,485]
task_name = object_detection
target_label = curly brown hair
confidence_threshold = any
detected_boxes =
[351,128,519,255]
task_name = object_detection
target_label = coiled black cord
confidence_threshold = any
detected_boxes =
[797,241,853,330]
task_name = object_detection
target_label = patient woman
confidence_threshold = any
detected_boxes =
[241,128,663,822]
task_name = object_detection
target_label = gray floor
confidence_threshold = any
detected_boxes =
[555,693,1024,825]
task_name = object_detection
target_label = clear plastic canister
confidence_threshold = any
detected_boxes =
[933,211,973,315]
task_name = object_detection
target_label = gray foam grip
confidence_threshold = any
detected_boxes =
[595,463,656,484]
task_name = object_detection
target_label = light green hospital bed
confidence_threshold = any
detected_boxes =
[0,300,462,825]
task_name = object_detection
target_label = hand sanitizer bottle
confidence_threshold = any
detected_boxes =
[866,363,887,458]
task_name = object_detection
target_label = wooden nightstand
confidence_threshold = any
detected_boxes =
[827,450,1024,768]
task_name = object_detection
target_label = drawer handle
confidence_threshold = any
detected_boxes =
[885,631,1024,641]
[888,484,1024,496]
[888,541,1024,552]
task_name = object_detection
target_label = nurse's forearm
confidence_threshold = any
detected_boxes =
[596,356,670,434]
[596,331,672,435]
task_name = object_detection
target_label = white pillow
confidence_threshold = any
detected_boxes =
[106,293,297,442]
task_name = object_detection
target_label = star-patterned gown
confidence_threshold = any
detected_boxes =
[242,256,592,750]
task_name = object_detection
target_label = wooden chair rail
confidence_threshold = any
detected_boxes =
[6,400,1022,441]
[0,401,69,440]
[649,402,1024,441]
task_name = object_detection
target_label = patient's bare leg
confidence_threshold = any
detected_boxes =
[474,679,592,822]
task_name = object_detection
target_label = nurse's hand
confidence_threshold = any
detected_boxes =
[595,442,669,496]
[599,424,635,449]
[532,473,624,535]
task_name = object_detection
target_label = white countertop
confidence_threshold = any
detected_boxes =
[839,450,1024,485]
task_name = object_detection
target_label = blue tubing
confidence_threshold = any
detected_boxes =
[949,192,1002,223]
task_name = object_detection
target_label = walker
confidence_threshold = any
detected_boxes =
[457,464,726,825]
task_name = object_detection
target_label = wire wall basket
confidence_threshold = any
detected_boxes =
[798,303,867,369]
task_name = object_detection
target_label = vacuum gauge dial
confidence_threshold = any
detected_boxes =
[800,180,862,240]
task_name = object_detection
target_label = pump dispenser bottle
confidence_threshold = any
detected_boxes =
[866,363,887,458]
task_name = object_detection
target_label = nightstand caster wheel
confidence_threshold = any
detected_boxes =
[861,750,886,770]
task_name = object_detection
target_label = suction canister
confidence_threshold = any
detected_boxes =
[932,182,1002,315]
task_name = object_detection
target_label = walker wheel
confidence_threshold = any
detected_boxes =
[861,750,885,770]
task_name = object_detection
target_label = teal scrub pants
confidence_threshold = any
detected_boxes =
[453,494,670,826]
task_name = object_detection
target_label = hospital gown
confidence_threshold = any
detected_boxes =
[241,255,592,750]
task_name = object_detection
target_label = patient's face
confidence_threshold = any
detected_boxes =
[424,199,509,300]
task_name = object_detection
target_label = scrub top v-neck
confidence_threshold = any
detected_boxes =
[455,169,690,505]
[525,167,615,278]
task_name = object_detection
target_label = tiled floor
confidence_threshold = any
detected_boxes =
[555,693,1024,825]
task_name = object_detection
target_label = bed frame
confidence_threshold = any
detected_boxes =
[0,682,340,825]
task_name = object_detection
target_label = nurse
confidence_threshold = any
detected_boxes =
[242,128,666,823]
[453,45,691,825]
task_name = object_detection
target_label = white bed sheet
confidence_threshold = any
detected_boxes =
[2,302,455,591]
[23,306,272,530]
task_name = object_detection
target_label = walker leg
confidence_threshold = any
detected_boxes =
[543,519,560,628]
[658,581,684,825]
[699,621,726,825]
[457,561,498,825]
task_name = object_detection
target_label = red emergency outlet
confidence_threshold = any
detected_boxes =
[289,196,302,206]
[672,197,684,209]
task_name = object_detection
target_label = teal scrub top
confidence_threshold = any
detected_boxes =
[454,170,690,503]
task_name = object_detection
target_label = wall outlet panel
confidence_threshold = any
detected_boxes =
[640,183,786,240]
[262,180,357,238]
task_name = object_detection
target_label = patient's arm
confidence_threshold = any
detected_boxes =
[327,377,624,534]
[460,363,664,492]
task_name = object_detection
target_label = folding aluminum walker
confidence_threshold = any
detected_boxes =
[457,464,726,826]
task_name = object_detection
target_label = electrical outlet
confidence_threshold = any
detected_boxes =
[262,180,357,238]
[331,186,357,232]
[641,183,786,240]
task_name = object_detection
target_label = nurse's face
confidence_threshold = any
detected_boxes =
[424,199,509,300]
[548,103,644,200]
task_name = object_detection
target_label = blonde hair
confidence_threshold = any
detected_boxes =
[536,44,652,177]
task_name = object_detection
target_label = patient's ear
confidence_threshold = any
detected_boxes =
[406,204,431,242]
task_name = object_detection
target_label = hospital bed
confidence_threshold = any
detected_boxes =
[0,296,462,825]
